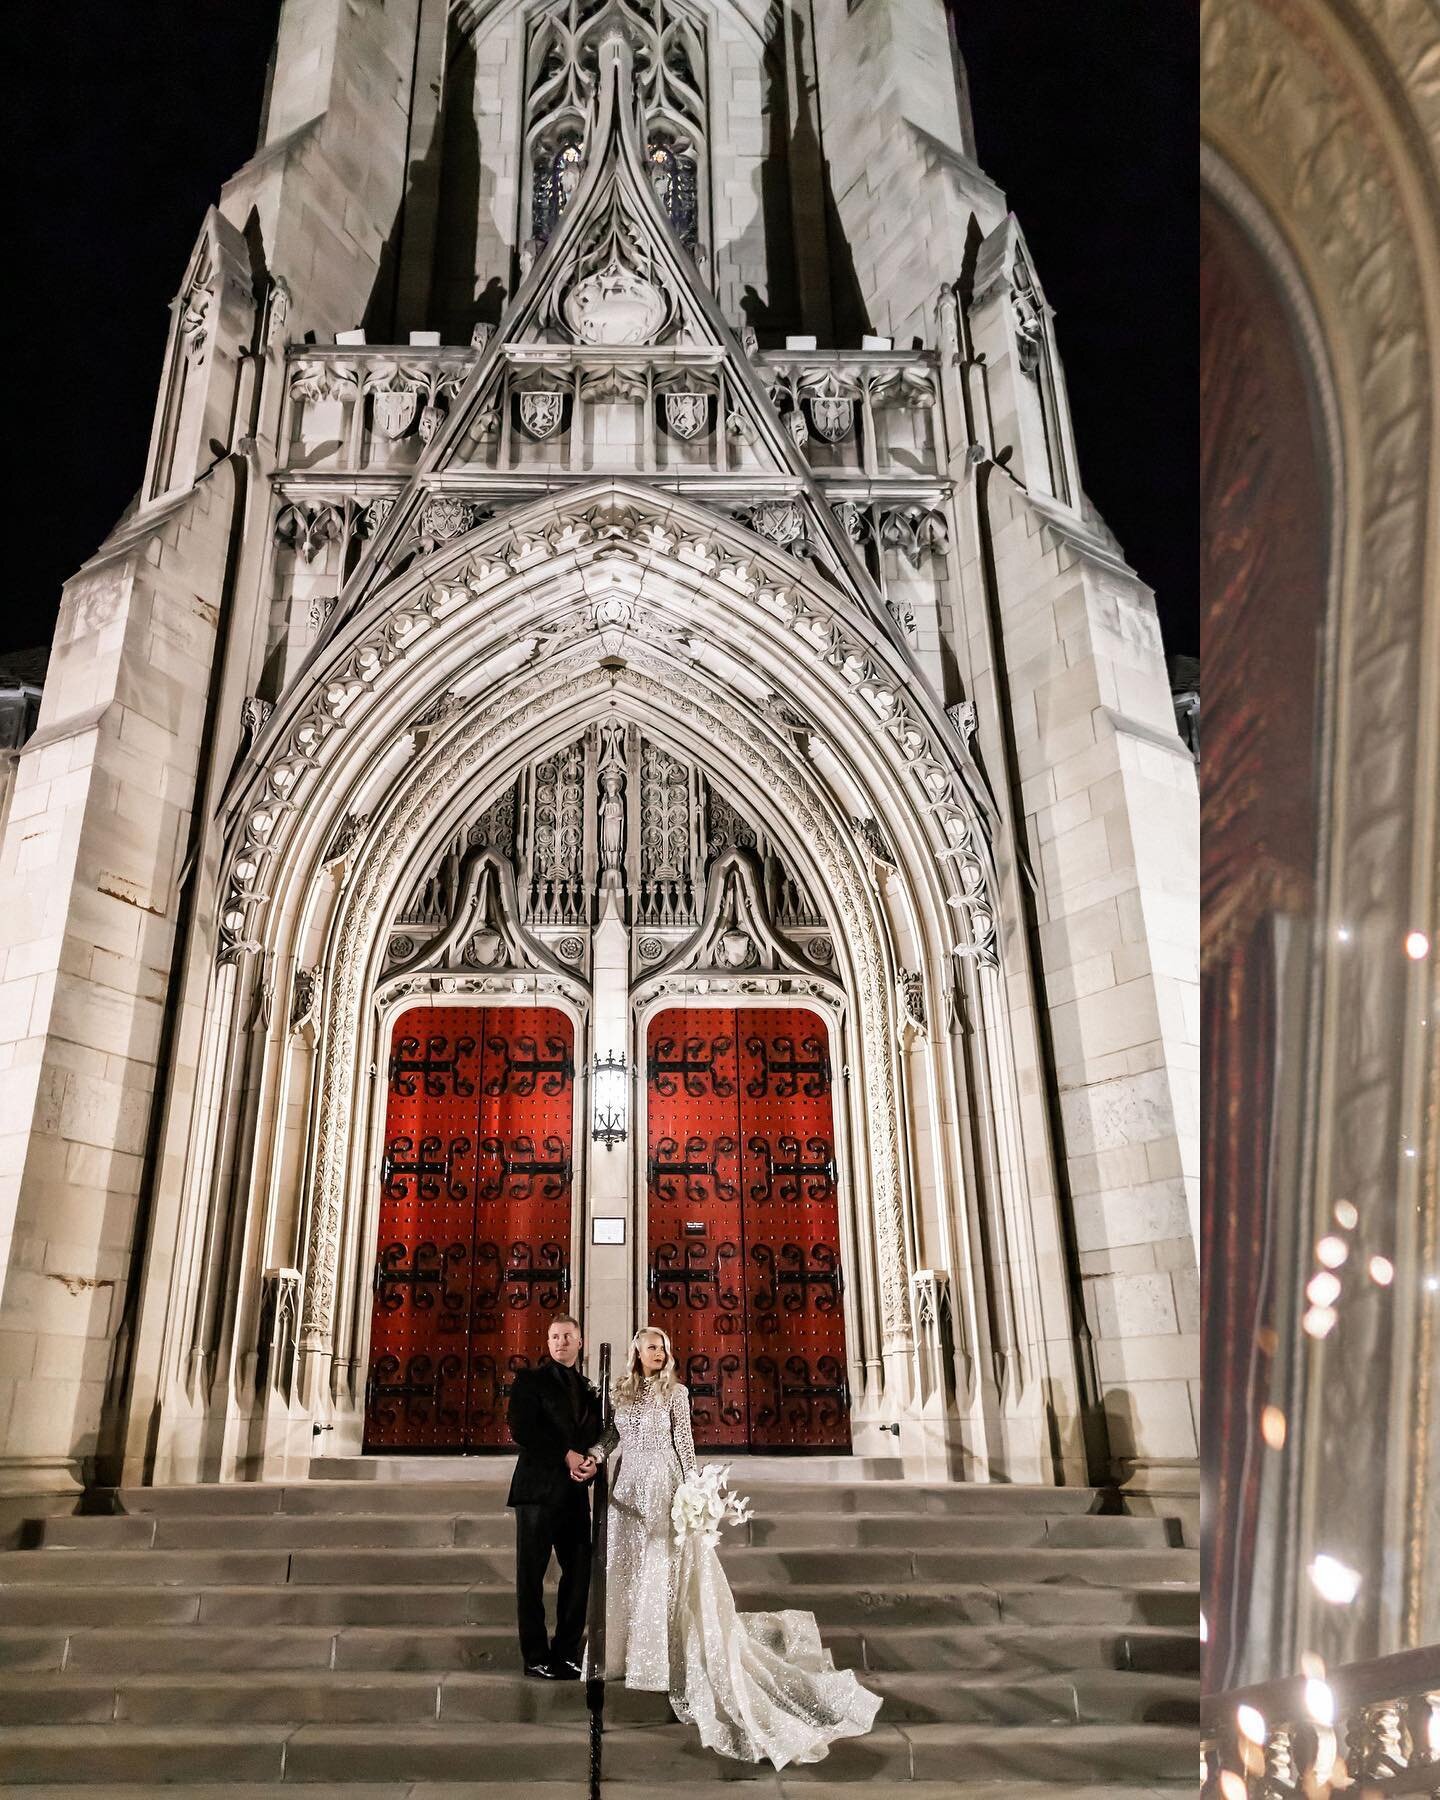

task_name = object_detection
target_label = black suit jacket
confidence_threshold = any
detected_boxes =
[506,1360,605,1507]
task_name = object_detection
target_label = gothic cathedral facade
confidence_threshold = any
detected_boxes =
[0,0,1198,1498]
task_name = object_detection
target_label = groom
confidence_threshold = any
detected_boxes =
[506,1313,606,1680]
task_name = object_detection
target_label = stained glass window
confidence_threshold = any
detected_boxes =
[647,137,699,250]
[531,135,584,243]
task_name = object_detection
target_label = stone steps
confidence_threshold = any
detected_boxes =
[0,1720,1198,1786]
[0,1543,1198,1589]
[0,1666,1197,1727]
[0,1579,1199,1631]
[0,1478,1198,1791]
[310,1453,908,1485]
[26,1507,1177,1551]
[105,1478,1112,1517]
[0,1620,1199,1677]
[0,1784,1194,1799]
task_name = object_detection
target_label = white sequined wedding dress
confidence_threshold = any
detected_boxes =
[601,1378,882,1767]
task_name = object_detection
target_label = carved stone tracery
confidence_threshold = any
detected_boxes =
[387,718,820,956]
[219,490,999,995]
[300,651,916,1358]
[524,0,708,253]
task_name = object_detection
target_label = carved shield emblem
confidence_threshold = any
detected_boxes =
[372,388,418,440]
[520,389,566,440]
[809,395,853,442]
[718,929,755,969]
[750,500,803,546]
[463,929,502,967]
[665,392,709,440]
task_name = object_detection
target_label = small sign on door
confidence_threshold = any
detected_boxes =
[591,1217,625,1245]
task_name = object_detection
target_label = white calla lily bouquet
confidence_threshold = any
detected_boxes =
[671,1462,754,1549]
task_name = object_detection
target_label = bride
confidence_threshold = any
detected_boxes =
[591,1325,881,1767]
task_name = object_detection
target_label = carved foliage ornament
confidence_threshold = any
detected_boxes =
[879,506,949,569]
[275,500,350,564]
[833,501,870,545]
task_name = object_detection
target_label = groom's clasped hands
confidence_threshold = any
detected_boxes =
[564,1449,598,1483]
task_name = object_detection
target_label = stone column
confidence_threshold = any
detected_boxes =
[583,882,632,1383]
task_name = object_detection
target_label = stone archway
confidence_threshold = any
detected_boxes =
[145,483,1081,1483]
[214,489,1001,1386]
[301,651,912,1412]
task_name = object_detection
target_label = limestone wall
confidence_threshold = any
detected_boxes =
[0,0,431,1492]
[954,481,1201,1489]
[0,503,229,1492]
[430,7,525,342]
[811,0,1201,1491]
[0,0,1199,1497]
[810,0,998,346]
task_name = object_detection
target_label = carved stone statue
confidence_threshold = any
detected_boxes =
[598,767,625,872]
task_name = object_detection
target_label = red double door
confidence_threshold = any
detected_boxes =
[363,1005,575,1451]
[645,1006,851,1450]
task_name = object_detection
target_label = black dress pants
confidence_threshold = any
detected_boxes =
[514,1492,592,1667]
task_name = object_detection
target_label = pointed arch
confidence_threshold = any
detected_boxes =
[210,488,1002,1389]
[223,482,998,977]
[295,651,917,1360]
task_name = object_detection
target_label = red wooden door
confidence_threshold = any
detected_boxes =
[364,1005,575,1451]
[645,1010,747,1447]
[645,1006,850,1450]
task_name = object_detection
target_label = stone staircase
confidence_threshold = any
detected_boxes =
[0,1470,1198,1796]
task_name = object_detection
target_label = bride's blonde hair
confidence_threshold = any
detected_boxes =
[614,1325,678,1404]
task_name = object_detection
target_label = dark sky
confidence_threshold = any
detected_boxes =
[8,1,1196,660]
[948,1,1198,658]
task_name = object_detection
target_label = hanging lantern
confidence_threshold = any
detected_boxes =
[592,1049,628,1149]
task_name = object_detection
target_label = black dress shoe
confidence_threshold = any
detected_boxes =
[524,1661,560,1679]
[551,1657,583,1680]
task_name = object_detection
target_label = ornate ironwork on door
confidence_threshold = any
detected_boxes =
[645,1007,850,1450]
[364,1005,575,1451]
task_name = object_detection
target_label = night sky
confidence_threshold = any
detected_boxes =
[8,1,1196,660]
[948,1,1198,659]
